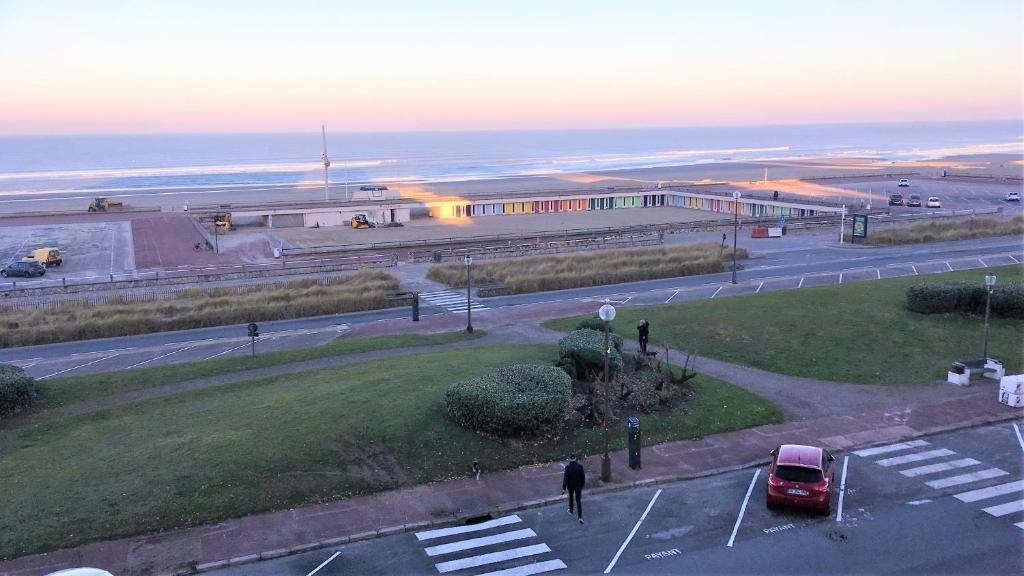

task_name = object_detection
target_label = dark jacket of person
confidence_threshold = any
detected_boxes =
[638,322,649,340]
[563,460,586,491]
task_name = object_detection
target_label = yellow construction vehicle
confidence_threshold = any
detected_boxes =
[351,214,375,229]
[213,212,232,231]
[87,197,124,212]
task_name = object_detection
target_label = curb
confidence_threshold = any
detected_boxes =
[189,409,1021,573]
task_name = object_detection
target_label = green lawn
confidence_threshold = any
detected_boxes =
[33,331,486,410]
[545,265,1024,384]
[0,344,780,559]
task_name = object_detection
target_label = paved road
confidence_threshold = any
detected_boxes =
[206,422,1024,575]
[1,236,1020,378]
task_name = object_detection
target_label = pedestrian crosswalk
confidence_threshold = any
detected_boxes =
[854,439,1023,529]
[415,514,566,575]
[420,290,489,313]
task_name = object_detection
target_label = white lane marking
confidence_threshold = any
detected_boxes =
[911,265,918,275]
[306,551,341,576]
[665,289,679,304]
[124,345,197,369]
[925,468,1008,489]
[876,269,881,280]
[978,258,987,267]
[983,499,1024,517]
[1010,255,1021,264]
[1013,423,1024,453]
[109,226,116,275]
[711,286,722,298]
[202,339,261,360]
[900,458,980,477]
[415,515,521,541]
[621,296,634,304]
[836,456,849,522]
[476,559,567,576]
[907,500,932,505]
[70,346,137,357]
[797,277,804,288]
[604,488,662,573]
[853,440,930,457]
[838,273,843,284]
[435,543,550,574]
[38,354,118,380]
[876,449,955,467]
[954,480,1024,503]
[424,528,536,557]
[946,262,954,271]
[727,470,760,548]
[755,282,764,294]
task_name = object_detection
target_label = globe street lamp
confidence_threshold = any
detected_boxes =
[465,255,474,333]
[731,191,741,284]
[599,303,616,483]
[982,273,996,360]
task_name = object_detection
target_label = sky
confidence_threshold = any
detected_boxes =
[0,0,1021,135]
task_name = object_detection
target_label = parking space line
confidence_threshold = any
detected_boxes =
[838,273,843,284]
[1013,423,1023,453]
[38,354,118,380]
[836,456,849,522]
[755,282,763,294]
[876,448,955,467]
[125,345,197,369]
[416,515,521,541]
[711,286,723,298]
[797,277,804,288]
[853,440,930,457]
[605,488,661,573]
[945,262,954,271]
[924,468,1007,489]
[203,339,261,360]
[306,551,341,576]
[876,269,881,280]
[727,470,759,548]
[1010,255,1020,264]
[664,289,679,304]
[977,258,987,267]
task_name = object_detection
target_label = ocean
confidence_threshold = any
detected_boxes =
[0,121,1020,194]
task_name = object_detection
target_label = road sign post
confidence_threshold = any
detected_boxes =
[247,322,259,358]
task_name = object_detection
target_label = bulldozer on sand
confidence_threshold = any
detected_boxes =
[351,214,375,229]
[87,197,125,212]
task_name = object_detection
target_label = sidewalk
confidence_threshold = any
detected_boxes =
[4,385,1020,576]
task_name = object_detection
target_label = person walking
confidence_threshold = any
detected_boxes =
[562,454,586,524]
[637,319,650,356]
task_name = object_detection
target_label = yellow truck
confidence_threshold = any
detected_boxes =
[87,197,125,212]
[24,247,62,267]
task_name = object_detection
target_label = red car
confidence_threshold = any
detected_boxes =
[766,444,835,515]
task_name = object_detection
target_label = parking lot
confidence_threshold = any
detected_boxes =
[0,220,135,284]
[833,178,1023,214]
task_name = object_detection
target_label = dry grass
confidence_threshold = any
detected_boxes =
[0,271,400,348]
[427,243,748,293]
[857,215,1024,245]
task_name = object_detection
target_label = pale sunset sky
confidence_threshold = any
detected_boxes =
[0,0,1020,134]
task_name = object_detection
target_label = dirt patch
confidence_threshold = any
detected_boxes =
[329,429,411,490]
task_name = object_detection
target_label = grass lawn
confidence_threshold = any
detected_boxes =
[545,265,1024,384]
[32,331,486,410]
[0,344,780,559]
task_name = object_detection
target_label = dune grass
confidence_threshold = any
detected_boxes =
[855,215,1023,245]
[0,270,400,348]
[545,265,1024,384]
[0,344,780,559]
[26,330,486,413]
[427,242,748,294]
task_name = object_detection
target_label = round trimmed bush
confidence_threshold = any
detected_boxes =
[445,364,572,437]
[558,328,623,380]
[0,363,38,418]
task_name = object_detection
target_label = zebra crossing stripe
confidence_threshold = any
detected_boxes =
[925,468,1008,489]
[434,543,552,574]
[954,480,1024,503]
[853,440,930,458]
[876,449,955,467]
[982,499,1024,517]
[900,458,980,477]
[476,559,568,576]
[425,528,536,557]
[415,515,521,541]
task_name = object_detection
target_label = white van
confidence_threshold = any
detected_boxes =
[898,179,910,187]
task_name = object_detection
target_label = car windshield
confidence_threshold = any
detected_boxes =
[775,465,822,483]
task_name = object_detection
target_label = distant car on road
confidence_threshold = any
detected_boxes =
[1007,191,1021,202]
[1,260,46,278]
[766,444,836,515]
[927,196,942,208]
[898,179,910,187]
[359,185,389,191]
[888,193,904,206]
[907,194,922,207]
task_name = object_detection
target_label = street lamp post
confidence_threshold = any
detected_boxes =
[599,303,616,483]
[731,191,741,284]
[465,255,474,333]
[982,273,996,360]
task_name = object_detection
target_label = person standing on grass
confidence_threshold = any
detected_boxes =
[562,453,586,524]
[637,319,650,356]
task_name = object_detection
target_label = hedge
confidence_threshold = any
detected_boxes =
[0,363,38,418]
[558,329,623,380]
[445,364,572,437]
[906,281,1024,318]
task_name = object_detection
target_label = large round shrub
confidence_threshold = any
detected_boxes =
[558,328,623,380]
[445,364,572,437]
[0,363,38,418]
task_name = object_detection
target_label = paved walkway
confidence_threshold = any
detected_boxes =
[2,302,1022,575]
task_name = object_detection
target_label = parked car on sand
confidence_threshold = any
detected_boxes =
[1,260,46,278]
[927,196,942,208]
[888,193,904,206]
[907,194,922,207]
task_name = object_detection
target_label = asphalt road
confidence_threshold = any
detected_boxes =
[2,236,1020,378]
[206,422,1024,575]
